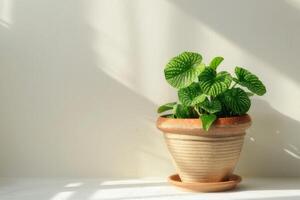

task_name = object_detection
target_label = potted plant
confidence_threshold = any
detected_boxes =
[157,52,266,191]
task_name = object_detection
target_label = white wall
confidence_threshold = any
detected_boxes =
[0,0,300,178]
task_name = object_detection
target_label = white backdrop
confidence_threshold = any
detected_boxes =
[0,0,300,178]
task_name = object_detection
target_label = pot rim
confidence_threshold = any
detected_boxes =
[158,114,251,125]
[156,114,251,135]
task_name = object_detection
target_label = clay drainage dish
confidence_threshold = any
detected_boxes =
[168,174,241,192]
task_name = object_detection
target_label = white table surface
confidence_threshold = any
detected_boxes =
[0,177,299,200]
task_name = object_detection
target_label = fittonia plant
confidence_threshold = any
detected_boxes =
[157,52,266,131]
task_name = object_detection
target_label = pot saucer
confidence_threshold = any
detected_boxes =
[168,174,241,192]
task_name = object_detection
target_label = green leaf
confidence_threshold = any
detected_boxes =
[174,104,194,118]
[210,57,224,70]
[200,114,217,131]
[164,52,205,89]
[223,88,251,115]
[199,68,232,96]
[200,99,222,114]
[192,94,206,106]
[234,67,266,96]
[178,83,206,106]
[157,102,177,113]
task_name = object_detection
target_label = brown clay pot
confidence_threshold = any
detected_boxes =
[157,115,251,183]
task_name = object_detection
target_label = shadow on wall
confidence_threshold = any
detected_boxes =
[238,99,300,177]
[0,0,172,177]
[169,0,300,177]
[170,0,300,83]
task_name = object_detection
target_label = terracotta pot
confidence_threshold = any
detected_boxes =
[157,115,251,183]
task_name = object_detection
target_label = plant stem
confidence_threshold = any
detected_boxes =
[231,82,237,88]
[194,107,201,117]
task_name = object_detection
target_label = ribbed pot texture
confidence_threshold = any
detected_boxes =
[157,115,251,183]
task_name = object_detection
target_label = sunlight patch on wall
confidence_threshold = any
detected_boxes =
[85,0,251,105]
[86,0,153,102]
[286,0,300,10]
[0,0,13,28]
[284,148,300,160]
